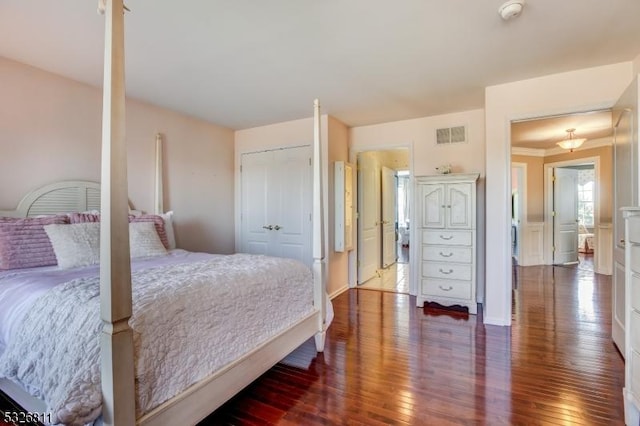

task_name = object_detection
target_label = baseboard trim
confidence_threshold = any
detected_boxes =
[329,285,349,300]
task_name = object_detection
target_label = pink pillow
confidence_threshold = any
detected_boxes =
[69,212,100,223]
[69,213,169,249]
[0,215,70,270]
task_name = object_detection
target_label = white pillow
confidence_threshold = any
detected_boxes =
[129,221,167,258]
[44,222,101,269]
[160,211,176,249]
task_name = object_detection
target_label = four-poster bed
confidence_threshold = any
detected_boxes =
[0,1,328,424]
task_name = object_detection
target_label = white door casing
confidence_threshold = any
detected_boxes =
[240,146,312,266]
[381,167,397,268]
[553,167,579,265]
[511,163,527,263]
[357,154,381,283]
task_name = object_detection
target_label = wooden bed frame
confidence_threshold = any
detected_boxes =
[0,1,328,424]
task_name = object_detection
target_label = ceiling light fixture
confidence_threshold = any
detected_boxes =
[498,0,525,20]
[556,128,586,152]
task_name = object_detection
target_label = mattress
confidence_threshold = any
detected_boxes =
[0,250,318,425]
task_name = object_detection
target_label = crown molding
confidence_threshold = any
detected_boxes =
[511,147,545,157]
[512,137,612,158]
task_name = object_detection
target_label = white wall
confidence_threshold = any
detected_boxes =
[350,109,486,301]
[350,109,485,176]
[0,56,236,254]
[485,61,633,325]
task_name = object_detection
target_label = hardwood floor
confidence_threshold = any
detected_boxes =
[358,262,410,294]
[204,263,624,425]
[0,262,625,425]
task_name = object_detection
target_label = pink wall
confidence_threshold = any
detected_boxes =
[0,56,235,254]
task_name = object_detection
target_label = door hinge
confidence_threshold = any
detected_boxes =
[551,175,556,182]
[552,211,556,217]
[552,246,555,252]
[355,212,360,219]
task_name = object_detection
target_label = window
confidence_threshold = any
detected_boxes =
[577,180,594,227]
[397,171,410,229]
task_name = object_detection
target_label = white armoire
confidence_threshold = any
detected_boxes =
[613,75,640,426]
[416,173,479,314]
[623,208,640,426]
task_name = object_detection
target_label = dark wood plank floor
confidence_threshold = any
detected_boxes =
[203,262,624,425]
[0,259,625,425]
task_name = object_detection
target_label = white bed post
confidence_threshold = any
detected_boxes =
[98,1,136,425]
[154,133,164,215]
[313,99,327,352]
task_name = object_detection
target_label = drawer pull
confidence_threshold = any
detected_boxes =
[438,285,453,291]
[439,235,453,240]
[439,251,453,257]
[439,268,454,275]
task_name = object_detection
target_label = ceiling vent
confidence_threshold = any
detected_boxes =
[436,126,467,145]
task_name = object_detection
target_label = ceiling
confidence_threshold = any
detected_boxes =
[511,110,613,149]
[1,1,640,130]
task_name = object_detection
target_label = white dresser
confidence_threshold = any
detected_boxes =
[623,207,640,426]
[416,173,479,314]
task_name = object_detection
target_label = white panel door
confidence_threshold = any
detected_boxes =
[358,155,380,283]
[240,146,311,266]
[240,151,273,255]
[553,167,579,265]
[272,146,312,266]
[381,167,397,268]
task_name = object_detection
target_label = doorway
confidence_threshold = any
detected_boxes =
[510,110,612,274]
[544,159,599,268]
[356,149,410,293]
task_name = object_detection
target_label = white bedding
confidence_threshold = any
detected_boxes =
[0,250,318,425]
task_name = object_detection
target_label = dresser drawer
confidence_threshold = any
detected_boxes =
[423,230,472,246]
[632,350,640,398]
[421,279,471,300]
[633,273,640,312]
[632,310,640,351]
[423,262,472,281]
[423,246,472,263]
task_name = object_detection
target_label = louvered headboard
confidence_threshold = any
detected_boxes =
[0,181,134,218]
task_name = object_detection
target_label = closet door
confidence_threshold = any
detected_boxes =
[240,146,312,266]
[240,150,275,255]
[271,146,312,265]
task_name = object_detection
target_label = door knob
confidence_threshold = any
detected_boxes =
[262,225,273,230]
[274,225,282,230]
